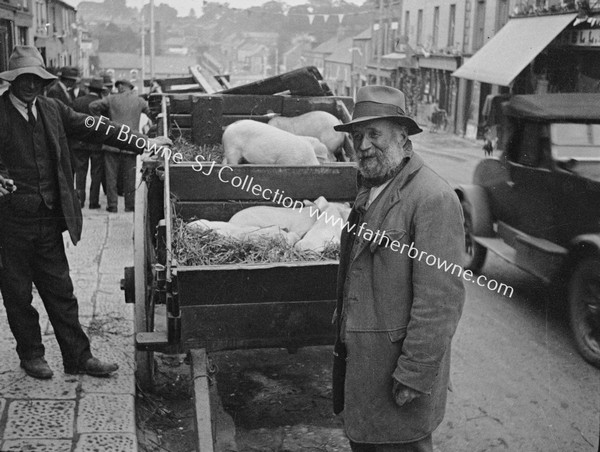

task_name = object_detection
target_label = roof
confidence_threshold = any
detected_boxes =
[97,52,197,75]
[503,94,600,121]
[311,36,344,55]
[353,27,372,40]
[324,38,354,64]
[452,13,576,86]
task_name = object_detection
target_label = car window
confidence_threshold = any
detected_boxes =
[514,123,543,167]
[550,123,600,161]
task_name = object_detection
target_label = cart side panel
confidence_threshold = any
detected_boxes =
[177,262,338,307]
[169,163,358,203]
[180,300,336,352]
[187,94,353,145]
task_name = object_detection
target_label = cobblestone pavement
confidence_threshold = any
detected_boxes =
[0,199,137,452]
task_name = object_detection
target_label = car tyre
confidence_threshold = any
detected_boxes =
[568,256,600,368]
[460,200,488,273]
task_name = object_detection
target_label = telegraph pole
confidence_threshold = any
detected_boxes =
[141,13,145,91]
[150,0,155,80]
[376,0,384,84]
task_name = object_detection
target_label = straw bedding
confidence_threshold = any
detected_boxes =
[171,136,224,163]
[172,218,339,266]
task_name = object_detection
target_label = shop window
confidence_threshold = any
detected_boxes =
[448,4,456,47]
[18,26,27,46]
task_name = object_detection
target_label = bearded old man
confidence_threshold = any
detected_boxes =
[0,46,171,379]
[332,85,465,452]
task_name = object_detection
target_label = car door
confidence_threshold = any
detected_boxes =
[505,121,559,242]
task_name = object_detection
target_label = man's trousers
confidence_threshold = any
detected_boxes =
[104,150,136,211]
[73,146,104,208]
[0,207,92,371]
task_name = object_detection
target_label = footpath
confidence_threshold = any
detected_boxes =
[0,199,138,452]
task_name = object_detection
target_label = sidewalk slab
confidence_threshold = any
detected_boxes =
[0,201,138,452]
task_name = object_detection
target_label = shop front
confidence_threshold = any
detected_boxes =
[452,12,577,139]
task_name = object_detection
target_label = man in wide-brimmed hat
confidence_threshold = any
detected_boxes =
[332,85,465,451]
[0,46,171,380]
[46,65,80,107]
[90,78,153,212]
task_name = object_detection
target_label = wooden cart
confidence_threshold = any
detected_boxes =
[123,84,357,449]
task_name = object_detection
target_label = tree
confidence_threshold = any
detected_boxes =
[189,8,197,18]
[141,3,178,25]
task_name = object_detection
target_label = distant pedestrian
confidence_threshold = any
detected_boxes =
[71,78,107,209]
[46,66,80,107]
[0,46,171,380]
[90,79,154,213]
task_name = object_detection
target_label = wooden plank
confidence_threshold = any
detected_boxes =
[177,261,338,306]
[189,65,217,94]
[282,96,341,117]
[170,113,191,129]
[191,96,224,145]
[181,300,336,352]
[220,66,326,96]
[175,200,276,222]
[221,114,272,126]
[221,95,283,115]
[167,95,194,114]
[189,349,215,452]
[177,200,360,222]
[169,163,358,202]
[134,159,153,388]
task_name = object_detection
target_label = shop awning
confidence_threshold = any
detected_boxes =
[452,13,576,86]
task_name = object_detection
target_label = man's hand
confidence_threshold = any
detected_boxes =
[392,379,422,407]
[0,176,16,197]
[147,136,173,154]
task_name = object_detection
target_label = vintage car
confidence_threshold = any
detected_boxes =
[456,94,600,367]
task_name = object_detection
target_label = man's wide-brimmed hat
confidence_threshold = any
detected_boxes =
[0,46,57,83]
[334,85,423,135]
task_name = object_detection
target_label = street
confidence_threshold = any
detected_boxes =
[0,131,596,452]
[205,131,599,452]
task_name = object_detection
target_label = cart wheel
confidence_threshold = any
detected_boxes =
[134,162,155,389]
[568,257,600,368]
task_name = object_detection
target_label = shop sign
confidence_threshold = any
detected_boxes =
[557,29,600,47]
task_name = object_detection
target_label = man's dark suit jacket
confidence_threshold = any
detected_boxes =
[46,81,74,107]
[0,91,149,244]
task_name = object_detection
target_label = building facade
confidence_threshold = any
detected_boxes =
[0,0,34,74]
[33,0,78,71]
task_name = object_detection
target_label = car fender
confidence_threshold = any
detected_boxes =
[566,234,600,268]
[454,185,494,237]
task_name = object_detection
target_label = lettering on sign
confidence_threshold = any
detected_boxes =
[557,29,600,47]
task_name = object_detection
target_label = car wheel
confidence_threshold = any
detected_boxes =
[568,257,600,368]
[460,200,487,273]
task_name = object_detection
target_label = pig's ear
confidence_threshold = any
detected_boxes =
[303,199,315,208]
[314,196,329,211]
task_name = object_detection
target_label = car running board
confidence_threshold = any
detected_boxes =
[473,229,567,284]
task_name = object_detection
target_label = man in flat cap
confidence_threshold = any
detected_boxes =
[0,46,171,379]
[332,85,465,451]
[90,78,153,212]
